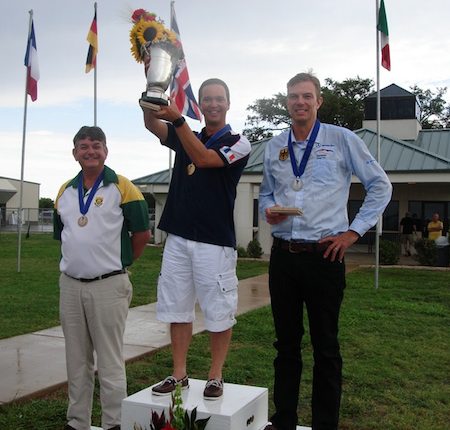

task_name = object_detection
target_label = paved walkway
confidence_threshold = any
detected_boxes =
[0,249,431,405]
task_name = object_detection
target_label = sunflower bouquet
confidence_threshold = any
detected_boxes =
[129,8,181,63]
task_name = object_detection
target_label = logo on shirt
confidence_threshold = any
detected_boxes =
[279,147,289,161]
[221,146,236,163]
[94,196,104,207]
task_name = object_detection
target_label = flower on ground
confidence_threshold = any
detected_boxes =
[134,384,211,430]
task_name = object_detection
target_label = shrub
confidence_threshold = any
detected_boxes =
[379,239,400,265]
[237,246,248,258]
[246,239,263,259]
[414,238,437,266]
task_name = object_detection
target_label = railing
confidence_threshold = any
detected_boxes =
[0,208,54,233]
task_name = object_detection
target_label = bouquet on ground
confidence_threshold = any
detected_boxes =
[134,384,211,430]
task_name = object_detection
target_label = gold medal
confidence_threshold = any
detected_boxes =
[187,163,196,176]
[78,215,88,227]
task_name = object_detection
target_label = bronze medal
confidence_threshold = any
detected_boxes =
[78,215,88,227]
[187,163,196,176]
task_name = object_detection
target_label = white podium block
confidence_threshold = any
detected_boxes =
[122,378,268,430]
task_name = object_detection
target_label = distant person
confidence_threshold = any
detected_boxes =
[412,213,422,239]
[54,126,150,430]
[142,78,251,400]
[427,213,443,241]
[259,72,392,430]
[400,212,415,256]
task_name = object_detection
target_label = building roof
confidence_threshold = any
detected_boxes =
[366,83,416,99]
[132,127,450,185]
[355,128,450,172]
[133,169,170,185]
[412,128,450,160]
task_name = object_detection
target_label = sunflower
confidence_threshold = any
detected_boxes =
[130,19,165,62]
[162,28,179,45]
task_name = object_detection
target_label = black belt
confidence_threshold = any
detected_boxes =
[272,237,330,253]
[66,269,127,283]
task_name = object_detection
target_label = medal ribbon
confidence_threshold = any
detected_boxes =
[197,124,232,148]
[287,119,320,181]
[78,170,104,216]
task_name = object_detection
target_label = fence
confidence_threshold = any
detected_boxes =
[0,208,53,233]
[0,208,155,234]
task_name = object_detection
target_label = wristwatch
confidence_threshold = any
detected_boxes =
[172,116,186,128]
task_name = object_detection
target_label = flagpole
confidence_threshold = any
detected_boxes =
[168,0,175,181]
[93,1,97,125]
[18,10,34,273]
[375,0,381,289]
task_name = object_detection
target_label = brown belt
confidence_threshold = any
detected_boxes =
[272,237,330,254]
[66,269,127,283]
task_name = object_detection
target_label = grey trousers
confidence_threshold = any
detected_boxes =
[59,272,132,430]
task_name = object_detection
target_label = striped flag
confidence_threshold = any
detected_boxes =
[377,0,391,71]
[24,20,39,102]
[85,11,98,73]
[170,4,202,121]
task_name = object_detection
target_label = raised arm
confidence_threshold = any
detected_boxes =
[143,99,224,168]
[142,105,169,142]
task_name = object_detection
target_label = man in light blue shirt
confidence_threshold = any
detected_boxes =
[260,72,392,430]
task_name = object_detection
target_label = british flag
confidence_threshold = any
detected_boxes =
[170,3,202,121]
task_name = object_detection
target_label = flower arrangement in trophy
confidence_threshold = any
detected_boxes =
[130,8,182,110]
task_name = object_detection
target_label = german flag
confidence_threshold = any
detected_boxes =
[85,11,98,73]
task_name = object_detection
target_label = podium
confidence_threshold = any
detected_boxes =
[122,378,268,430]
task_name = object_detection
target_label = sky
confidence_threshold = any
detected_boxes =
[1,0,449,199]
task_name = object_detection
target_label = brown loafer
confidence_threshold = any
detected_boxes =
[203,378,224,400]
[151,375,189,396]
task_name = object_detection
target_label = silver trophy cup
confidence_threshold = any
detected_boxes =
[140,41,182,110]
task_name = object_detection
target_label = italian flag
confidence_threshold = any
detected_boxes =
[377,0,391,71]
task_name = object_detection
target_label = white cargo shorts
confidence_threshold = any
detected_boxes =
[156,234,238,332]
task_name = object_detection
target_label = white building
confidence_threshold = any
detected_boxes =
[0,177,40,227]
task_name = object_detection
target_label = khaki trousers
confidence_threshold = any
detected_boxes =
[59,272,132,430]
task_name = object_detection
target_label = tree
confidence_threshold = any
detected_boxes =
[243,76,374,141]
[242,93,289,141]
[319,77,373,129]
[39,197,54,208]
[410,85,450,129]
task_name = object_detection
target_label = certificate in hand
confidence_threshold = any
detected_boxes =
[270,207,303,216]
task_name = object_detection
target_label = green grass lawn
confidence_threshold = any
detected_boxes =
[0,232,269,339]
[0,233,449,429]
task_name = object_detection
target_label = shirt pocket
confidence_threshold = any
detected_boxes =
[312,158,337,185]
[311,158,338,200]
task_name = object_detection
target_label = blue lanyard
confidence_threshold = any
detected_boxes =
[287,119,320,179]
[197,124,231,148]
[78,170,104,216]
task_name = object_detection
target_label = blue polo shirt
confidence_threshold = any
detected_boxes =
[158,125,251,248]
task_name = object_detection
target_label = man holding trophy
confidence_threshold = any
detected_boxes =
[132,8,250,401]
[141,75,251,399]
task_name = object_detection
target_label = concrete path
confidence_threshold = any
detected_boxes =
[1,248,424,405]
[0,274,270,404]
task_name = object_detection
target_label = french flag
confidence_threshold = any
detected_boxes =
[170,4,202,121]
[24,20,39,102]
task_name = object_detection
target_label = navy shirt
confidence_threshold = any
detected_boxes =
[158,124,251,248]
